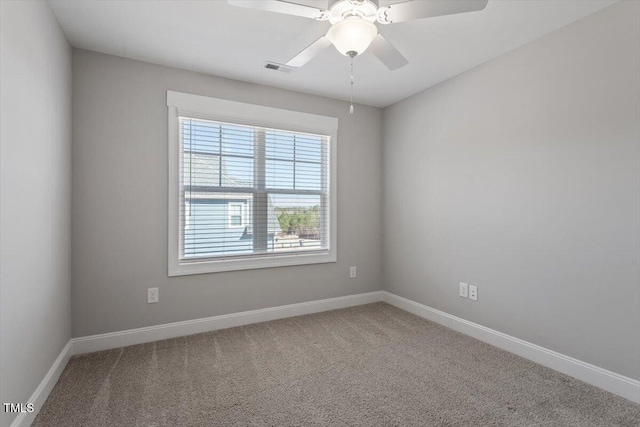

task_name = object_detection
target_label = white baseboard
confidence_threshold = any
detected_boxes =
[382,291,640,404]
[71,291,384,355]
[10,340,73,427]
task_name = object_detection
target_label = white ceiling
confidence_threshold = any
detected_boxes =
[49,0,618,107]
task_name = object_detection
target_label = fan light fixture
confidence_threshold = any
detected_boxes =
[327,16,378,58]
[228,0,490,114]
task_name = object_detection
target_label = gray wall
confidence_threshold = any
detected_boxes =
[383,0,639,380]
[0,1,72,425]
[72,50,383,337]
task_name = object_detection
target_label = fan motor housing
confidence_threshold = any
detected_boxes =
[327,0,379,24]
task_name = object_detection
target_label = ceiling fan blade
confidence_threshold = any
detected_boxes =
[227,1,328,20]
[286,36,333,67]
[369,34,408,70]
[379,0,488,24]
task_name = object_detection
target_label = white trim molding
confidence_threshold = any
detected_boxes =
[10,341,73,427]
[72,291,383,355]
[166,91,339,136]
[382,291,640,404]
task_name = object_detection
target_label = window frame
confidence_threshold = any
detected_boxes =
[167,91,338,276]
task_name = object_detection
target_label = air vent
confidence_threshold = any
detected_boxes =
[264,61,294,73]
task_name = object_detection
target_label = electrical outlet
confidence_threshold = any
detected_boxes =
[349,266,357,278]
[147,287,159,304]
[469,285,478,301]
[459,282,468,298]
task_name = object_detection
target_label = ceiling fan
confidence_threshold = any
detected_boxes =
[228,0,489,70]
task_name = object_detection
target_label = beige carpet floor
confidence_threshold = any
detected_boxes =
[35,303,639,426]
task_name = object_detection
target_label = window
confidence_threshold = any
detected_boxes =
[228,203,244,228]
[168,91,337,275]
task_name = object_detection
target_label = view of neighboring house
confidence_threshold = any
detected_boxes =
[182,151,282,258]
[180,118,327,260]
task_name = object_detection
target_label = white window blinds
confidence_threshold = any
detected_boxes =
[179,116,331,262]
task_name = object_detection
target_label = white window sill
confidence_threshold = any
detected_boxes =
[168,251,337,276]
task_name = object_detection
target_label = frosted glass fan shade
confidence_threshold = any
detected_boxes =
[327,17,378,57]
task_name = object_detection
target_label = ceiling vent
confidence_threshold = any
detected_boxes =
[264,61,294,73]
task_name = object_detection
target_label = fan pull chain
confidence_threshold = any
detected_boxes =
[349,56,354,115]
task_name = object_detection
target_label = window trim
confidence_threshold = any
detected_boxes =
[167,91,338,276]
